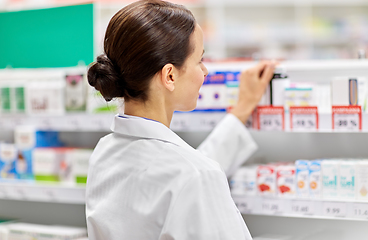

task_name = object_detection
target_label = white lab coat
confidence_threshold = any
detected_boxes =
[86,113,258,240]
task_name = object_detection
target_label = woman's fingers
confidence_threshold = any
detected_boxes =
[261,63,276,85]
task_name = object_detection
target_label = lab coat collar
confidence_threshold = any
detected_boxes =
[111,114,194,151]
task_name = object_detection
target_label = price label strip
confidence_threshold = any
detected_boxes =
[353,203,368,219]
[323,201,347,218]
[257,106,284,131]
[232,196,254,214]
[332,106,362,131]
[291,200,315,215]
[262,198,283,214]
[290,106,318,131]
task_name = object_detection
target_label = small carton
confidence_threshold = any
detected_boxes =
[309,160,322,199]
[257,164,277,197]
[71,149,93,184]
[322,160,339,200]
[0,143,17,179]
[295,160,309,198]
[356,160,368,201]
[276,164,296,198]
[339,160,356,200]
[230,165,257,196]
[197,72,227,110]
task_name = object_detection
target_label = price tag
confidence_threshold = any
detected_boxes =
[332,106,362,131]
[291,200,314,215]
[290,106,318,131]
[353,203,368,219]
[323,201,347,217]
[257,106,284,131]
[262,198,283,214]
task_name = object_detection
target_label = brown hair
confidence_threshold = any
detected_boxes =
[88,0,196,102]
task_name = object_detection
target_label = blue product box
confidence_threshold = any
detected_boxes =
[14,126,63,180]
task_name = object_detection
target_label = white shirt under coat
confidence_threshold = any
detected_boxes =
[86,113,258,240]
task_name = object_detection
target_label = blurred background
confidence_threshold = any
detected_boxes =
[2,0,368,61]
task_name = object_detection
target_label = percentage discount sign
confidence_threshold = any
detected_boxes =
[290,106,318,131]
[256,106,284,131]
[332,106,362,131]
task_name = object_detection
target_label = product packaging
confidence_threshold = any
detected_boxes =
[14,126,63,180]
[355,160,368,201]
[197,72,227,110]
[65,74,88,111]
[284,84,314,108]
[26,80,65,115]
[0,81,26,114]
[295,160,309,199]
[32,147,74,183]
[339,160,356,200]
[230,165,257,196]
[257,164,277,196]
[331,77,367,107]
[309,160,322,199]
[322,160,339,200]
[276,164,296,198]
[71,149,92,184]
[225,71,240,108]
[0,143,17,179]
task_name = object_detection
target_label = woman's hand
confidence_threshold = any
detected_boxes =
[230,61,276,123]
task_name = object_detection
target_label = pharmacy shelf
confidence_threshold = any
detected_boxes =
[0,182,85,204]
[0,113,114,132]
[2,111,368,132]
[232,195,368,221]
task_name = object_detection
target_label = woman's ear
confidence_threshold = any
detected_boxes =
[161,64,176,92]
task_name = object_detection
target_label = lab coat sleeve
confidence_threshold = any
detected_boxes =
[197,113,258,177]
[160,170,253,240]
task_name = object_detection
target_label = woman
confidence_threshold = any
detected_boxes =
[86,0,275,239]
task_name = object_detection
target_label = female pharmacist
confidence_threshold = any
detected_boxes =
[86,0,275,239]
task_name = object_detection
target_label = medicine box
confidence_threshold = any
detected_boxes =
[322,160,339,200]
[14,126,63,180]
[71,149,93,184]
[276,165,296,198]
[197,72,227,110]
[65,74,88,111]
[295,160,309,199]
[339,160,356,200]
[0,143,17,179]
[230,165,257,196]
[257,164,277,196]
[309,160,322,199]
[355,160,368,201]
[26,80,65,115]
[225,71,240,108]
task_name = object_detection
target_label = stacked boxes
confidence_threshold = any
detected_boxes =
[231,159,368,202]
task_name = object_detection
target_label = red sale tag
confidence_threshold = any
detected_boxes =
[332,106,362,131]
[256,106,284,131]
[290,106,319,130]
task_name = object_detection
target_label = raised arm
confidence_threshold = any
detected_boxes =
[197,61,276,177]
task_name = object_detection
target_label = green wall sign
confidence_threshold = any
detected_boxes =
[0,4,94,68]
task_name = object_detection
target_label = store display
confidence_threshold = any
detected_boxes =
[231,159,368,202]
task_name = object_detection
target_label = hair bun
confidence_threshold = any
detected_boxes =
[87,54,125,102]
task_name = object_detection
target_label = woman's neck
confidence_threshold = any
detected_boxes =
[123,99,173,128]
